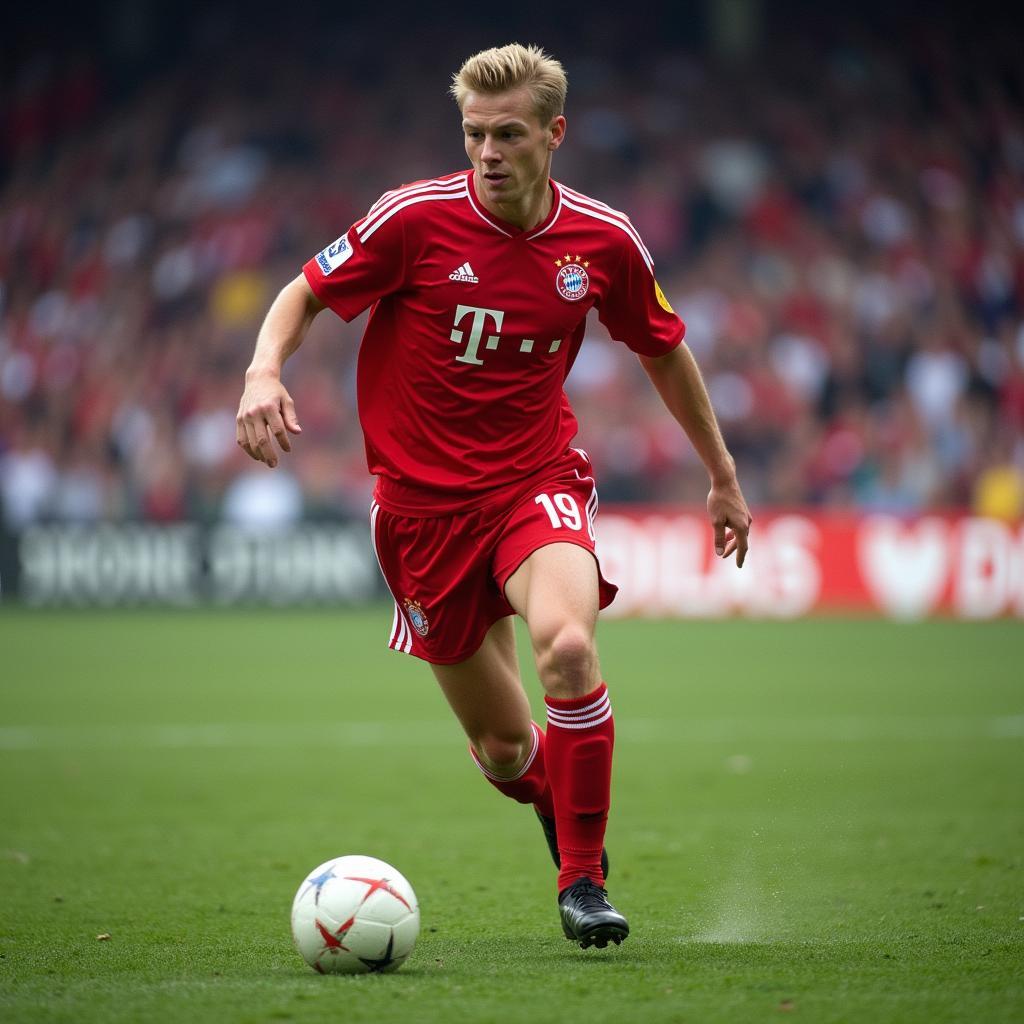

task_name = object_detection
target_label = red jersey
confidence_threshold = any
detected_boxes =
[303,170,684,515]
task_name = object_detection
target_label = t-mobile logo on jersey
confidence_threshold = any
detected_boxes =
[449,305,562,366]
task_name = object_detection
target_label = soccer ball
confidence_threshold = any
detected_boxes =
[290,854,420,974]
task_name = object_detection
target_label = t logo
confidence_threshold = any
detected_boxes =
[450,305,505,365]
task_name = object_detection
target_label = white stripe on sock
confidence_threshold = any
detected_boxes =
[546,691,609,719]
[546,694,612,731]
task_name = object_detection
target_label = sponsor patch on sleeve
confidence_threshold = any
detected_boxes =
[315,233,354,275]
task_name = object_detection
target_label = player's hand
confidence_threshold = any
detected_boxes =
[707,476,752,568]
[236,372,302,468]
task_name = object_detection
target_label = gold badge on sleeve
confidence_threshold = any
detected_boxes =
[654,280,674,314]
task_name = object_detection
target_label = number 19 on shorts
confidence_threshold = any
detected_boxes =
[535,492,584,532]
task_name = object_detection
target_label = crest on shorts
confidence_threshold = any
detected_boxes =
[554,253,590,302]
[403,598,429,637]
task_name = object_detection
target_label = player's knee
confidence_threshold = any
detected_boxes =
[474,733,530,775]
[535,622,597,696]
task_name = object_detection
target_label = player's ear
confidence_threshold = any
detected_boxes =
[548,115,566,152]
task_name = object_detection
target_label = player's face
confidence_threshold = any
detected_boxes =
[462,87,565,218]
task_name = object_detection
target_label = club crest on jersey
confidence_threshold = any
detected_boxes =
[403,598,429,637]
[554,253,590,302]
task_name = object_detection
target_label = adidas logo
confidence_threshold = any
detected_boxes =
[448,261,479,284]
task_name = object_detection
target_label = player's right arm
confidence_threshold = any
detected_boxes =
[236,274,324,468]
[238,184,410,466]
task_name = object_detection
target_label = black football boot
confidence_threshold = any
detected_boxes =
[557,876,630,949]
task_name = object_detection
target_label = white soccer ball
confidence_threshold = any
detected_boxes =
[290,855,420,974]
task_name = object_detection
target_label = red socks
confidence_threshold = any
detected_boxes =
[545,682,614,892]
[470,721,555,819]
[469,684,614,893]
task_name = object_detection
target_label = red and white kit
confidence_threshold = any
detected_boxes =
[369,446,617,663]
[304,170,685,662]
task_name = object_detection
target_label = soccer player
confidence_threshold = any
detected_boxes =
[237,43,751,949]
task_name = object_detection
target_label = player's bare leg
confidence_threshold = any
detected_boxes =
[433,611,609,886]
[503,542,602,698]
[431,616,533,777]
[505,543,628,948]
[431,617,561,839]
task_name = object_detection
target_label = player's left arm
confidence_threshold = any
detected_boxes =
[639,344,752,567]
[594,230,752,567]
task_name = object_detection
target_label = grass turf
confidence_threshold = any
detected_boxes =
[0,609,1021,1023]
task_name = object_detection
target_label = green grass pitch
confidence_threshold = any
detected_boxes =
[1,608,1021,1023]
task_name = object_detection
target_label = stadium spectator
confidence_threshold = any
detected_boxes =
[1,15,1022,525]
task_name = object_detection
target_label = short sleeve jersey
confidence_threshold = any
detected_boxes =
[303,170,685,515]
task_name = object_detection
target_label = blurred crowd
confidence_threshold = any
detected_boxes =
[2,12,1023,529]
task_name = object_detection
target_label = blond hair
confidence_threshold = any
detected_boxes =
[450,43,567,126]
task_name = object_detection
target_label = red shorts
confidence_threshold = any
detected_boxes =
[368,448,618,664]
